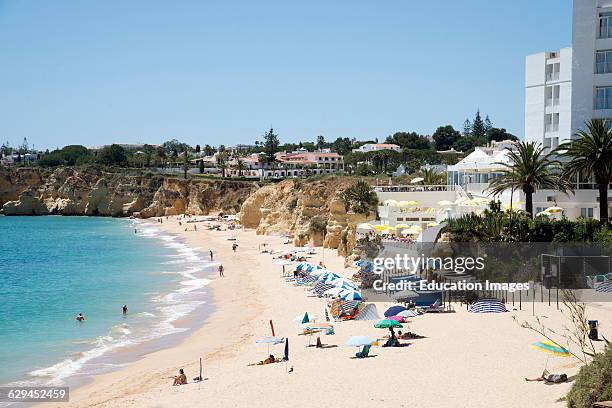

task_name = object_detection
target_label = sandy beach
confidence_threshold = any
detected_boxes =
[40,216,612,408]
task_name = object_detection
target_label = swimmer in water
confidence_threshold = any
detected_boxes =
[75,313,85,322]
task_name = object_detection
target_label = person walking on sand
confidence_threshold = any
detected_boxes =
[232,243,238,252]
[122,305,128,315]
[209,250,213,261]
[218,264,224,277]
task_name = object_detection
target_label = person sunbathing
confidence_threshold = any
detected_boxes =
[172,369,187,386]
[248,354,276,366]
[525,370,567,383]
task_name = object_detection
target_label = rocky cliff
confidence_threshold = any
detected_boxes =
[239,177,369,252]
[0,166,256,217]
[1,167,370,254]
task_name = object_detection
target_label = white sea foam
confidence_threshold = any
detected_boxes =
[24,225,214,387]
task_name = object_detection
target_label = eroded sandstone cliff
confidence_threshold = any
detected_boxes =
[239,177,368,252]
[0,166,256,217]
[1,167,370,253]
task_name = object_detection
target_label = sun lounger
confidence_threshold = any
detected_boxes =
[355,345,371,358]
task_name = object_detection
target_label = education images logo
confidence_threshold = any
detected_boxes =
[370,254,531,293]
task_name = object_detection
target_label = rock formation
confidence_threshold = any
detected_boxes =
[0,166,256,218]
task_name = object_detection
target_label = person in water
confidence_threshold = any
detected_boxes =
[172,369,187,386]
[75,313,85,322]
[122,305,128,315]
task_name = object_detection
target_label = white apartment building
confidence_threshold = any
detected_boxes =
[523,0,612,220]
[525,48,573,149]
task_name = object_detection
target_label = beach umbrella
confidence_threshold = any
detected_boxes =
[329,278,357,289]
[546,206,564,213]
[437,200,454,206]
[410,177,424,184]
[318,272,341,282]
[384,199,399,207]
[530,341,571,357]
[411,225,423,232]
[387,315,404,322]
[536,210,552,217]
[454,197,469,204]
[283,338,289,361]
[530,340,571,370]
[405,200,419,205]
[395,223,410,229]
[256,336,285,344]
[346,336,375,347]
[301,322,333,330]
[323,286,347,297]
[372,224,388,232]
[309,268,326,276]
[384,305,407,317]
[357,223,374,232]
[374,319,403,329]
[293,313,317,323]
[426,221,439,227]
[397,309,420,318]
[339,289,363,301]
[472,197,490,204]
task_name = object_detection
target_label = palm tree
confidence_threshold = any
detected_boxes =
[487,142,571,218]
[418,168,446,185]
[556,119,612,224]
[234,158,246,177]
[181,149,193,179]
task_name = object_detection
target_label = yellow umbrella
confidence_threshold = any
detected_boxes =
[372,225,387,231]
[454,197,469,204]
[437,200,454,206]
[536,211,552,217]
[427,221,439,227]
[395,223,410,229]
[546,206,564,213]
[503,201,524,209]
[406,200,419,206]
[384,199,399,207]
[357,223,374,231]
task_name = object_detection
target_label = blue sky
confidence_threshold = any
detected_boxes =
[0,1,572,150]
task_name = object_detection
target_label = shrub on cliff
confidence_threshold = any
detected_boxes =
[338,179,377,215]
[566,343,612,408]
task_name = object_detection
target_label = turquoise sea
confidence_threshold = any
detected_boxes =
[0,216,213,387]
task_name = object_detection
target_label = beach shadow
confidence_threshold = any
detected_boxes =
[313,344,338,349]
[350,354,378,359]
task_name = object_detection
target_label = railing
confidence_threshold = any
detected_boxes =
[373,185,456,193]
[546,72,560,81]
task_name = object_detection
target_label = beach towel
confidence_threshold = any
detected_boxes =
[354,304,380,321]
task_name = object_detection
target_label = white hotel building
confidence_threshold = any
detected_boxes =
[523,0,612,220]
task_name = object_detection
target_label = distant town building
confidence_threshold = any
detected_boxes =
[352,143,401,153]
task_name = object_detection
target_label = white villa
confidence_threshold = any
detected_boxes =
[352,143,401,153]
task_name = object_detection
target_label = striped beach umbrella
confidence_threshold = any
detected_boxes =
[339,289,362,301]
[468,299,508,313]
[530,341,571,357]
[595,281,612,293]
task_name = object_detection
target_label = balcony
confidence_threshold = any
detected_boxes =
[545,98,560,107]
[545,124,559,133]
[546,72,560,82]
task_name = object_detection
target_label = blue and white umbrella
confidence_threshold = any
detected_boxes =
[318,272,341,282]
[255,336,285,344]
[339,289,363,301]
[329,277,357,289]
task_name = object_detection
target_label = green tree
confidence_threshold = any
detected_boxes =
[462,119,472,136]
[557,119,612,224]
[331,137,353,155]
[432,125,461,151]
[471,110,486,141]
[217,151,229,177]
[385,132,431,150]
[198,159,204,174]
[488,142,572,217]
[484,115,493,133]
[487,127,518,142]
[98,144,127,166]
[316,135,326,150]
[181,148,192,179]
[418,168,446,185]
[234,157,246,176]
[263,127,280,164]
